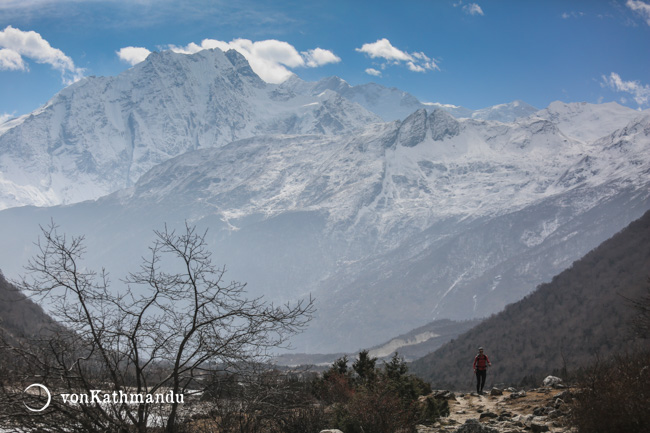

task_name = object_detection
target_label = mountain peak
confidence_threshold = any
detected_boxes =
[312,76,351,94]
[470,100,538,122]
[224,49,266,87]
[428,108,461,141]
[394,108,460,147]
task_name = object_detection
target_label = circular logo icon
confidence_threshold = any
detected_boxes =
[23,383,51,412]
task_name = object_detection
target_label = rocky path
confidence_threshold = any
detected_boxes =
[418,387,576,433]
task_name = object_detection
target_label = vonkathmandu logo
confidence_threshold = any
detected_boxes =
[24,384,184,412]
[61,390,185,405]
[23,384,51,412]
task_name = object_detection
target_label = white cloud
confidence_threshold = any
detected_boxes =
[0,47,26,70]
[119,38,341,84]
[365,68,382,77]
[463,3,484,16]
[117,46,152,66]
[356,38,438,74]
[302,48,341,68]
[183,38,304,83]
[602,72,650,108]
[0,25,84,84]
[356,38,412,62]
[626,0,650,25]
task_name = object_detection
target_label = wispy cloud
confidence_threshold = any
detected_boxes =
[0,0,299,39]
[0,26,84,84]
[117,39,341,84]
[356,38,438,74]
[626,0,650,25]
[453,1,484,16]
[463,3,484,16]
[561,11,585,19]
[602,72,650,108]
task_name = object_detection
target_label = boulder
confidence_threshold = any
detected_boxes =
[542,376,563,387]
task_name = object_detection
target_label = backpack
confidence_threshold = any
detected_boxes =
[475,354,488,370]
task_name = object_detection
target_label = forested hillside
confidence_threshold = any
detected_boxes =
[411,209,650,389]
[0,272,59,342]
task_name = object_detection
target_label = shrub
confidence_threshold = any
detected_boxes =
[315,352,442,433]
[570,350,650,433]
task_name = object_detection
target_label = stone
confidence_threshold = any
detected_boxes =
[508,390,526,399]
[434,390,457,399]
[489,387,503,396]
[456,418,499,433]
[542,376,563,387]
[531,421,550,432]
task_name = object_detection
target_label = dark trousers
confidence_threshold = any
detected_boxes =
[476,369,487,393]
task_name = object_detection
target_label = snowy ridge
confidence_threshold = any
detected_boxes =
[0,48,547,211]
[0,49,381,210]
[128,107,647,243]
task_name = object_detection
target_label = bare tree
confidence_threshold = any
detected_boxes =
[1,222,314,432]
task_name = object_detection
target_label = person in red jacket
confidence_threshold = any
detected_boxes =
[473,347,491,394]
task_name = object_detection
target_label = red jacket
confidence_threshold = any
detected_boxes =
[473,353,490,371]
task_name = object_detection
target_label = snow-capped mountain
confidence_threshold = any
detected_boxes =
[1,47,649,353]
[535,100,642,142]
[0,49,381,210]
[0,48,543,211]
[0,100,648,352]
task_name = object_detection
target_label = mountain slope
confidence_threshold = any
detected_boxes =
[0,272,60,343]
[410,209,650,389]
[0,103,648,353]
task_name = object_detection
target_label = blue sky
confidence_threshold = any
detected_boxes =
[1,0,649,121]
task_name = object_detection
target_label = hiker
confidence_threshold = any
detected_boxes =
[473,347,491,394]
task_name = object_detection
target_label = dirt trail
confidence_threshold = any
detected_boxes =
[420,388,575,432]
